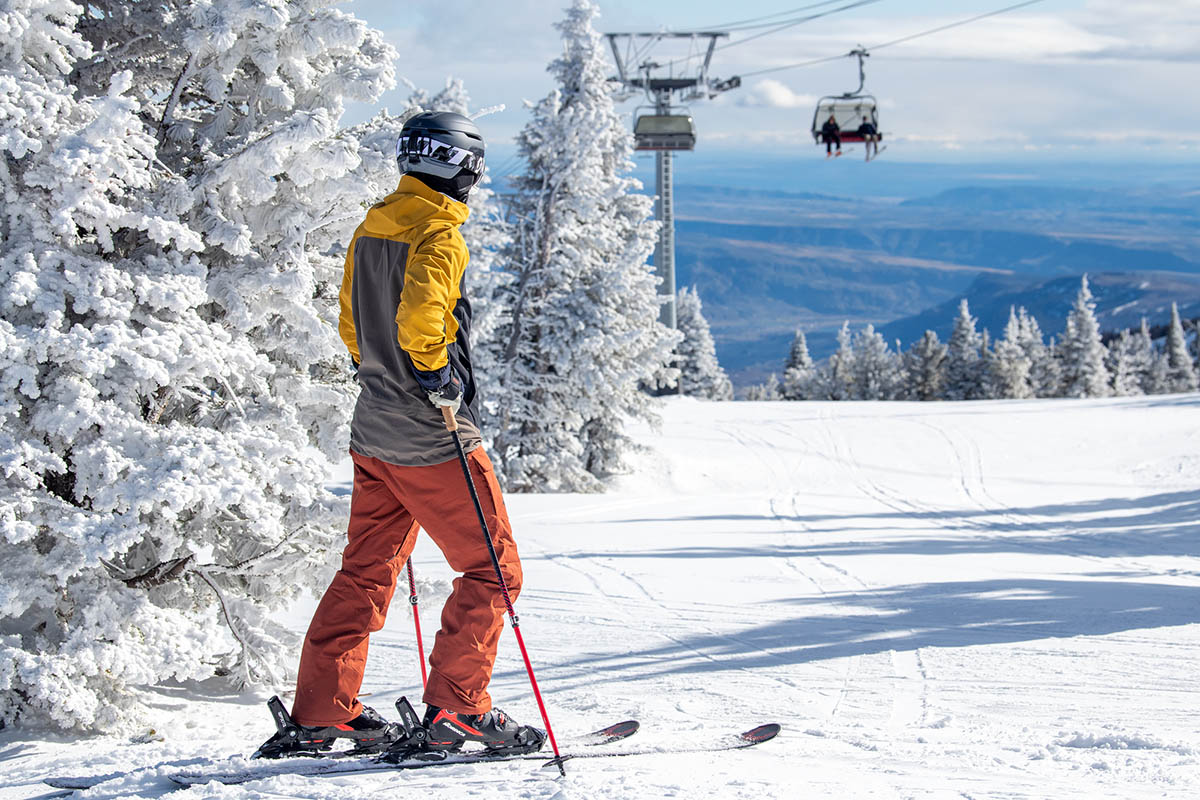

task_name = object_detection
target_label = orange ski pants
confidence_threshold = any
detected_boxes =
[291,447,522,726]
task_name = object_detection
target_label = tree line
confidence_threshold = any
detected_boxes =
[745,277,1200,401]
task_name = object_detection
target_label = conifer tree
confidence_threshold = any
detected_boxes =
[781,330,816,400]
[491,0,676,491]
[1058,276,1111,398]
[1,1,395,730]
[942,300,987,400]
[1106,330,1145,397]
[820,322,855,401]
[1018,309,1060,397]
[745,374,782,401]
[902,331,947,401]
[990,307,1034,399]
[1129,318,1159,394]
[675,286,733,400]
[1163,303,1199,393]
[849,324,900,400]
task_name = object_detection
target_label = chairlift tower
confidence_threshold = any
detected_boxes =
[605,32,740,331]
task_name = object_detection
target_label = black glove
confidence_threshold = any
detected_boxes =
[410,362,463,415]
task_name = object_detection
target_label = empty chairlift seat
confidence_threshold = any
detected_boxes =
[634,114,697,151]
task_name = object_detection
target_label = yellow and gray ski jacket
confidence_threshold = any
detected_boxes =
[339,175,481,466]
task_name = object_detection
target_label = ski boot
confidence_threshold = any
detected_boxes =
[421,704,546,756]
[252,696,399,759]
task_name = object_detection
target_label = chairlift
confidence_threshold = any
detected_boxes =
[634,108,696,151]
[810,47,883,148]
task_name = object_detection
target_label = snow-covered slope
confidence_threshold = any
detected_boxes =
[3,396,1199,799]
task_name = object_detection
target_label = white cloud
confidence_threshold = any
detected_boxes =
[736,79,817,109]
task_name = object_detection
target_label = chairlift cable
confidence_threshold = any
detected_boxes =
[658,0,885,70]
[682,0,863,34]
[737,0,1049,79]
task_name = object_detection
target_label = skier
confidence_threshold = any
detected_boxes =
[857,115,880,161]
[255,111,543,759]
[821,113,842,157]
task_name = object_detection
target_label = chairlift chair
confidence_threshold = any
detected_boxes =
[810,47,884,149]
[810,97,880,145]
[634,109,696,151]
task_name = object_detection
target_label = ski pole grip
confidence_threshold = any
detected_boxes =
[441,405,459,432]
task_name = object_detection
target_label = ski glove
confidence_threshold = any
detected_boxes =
[410,362,463,416]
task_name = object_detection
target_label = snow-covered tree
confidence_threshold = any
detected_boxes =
[818,321,855,401]
[1057,276,1110,398]
[1014,308,1059,398]
[675,286,732,400]
[1163,302,1199,393]
[1,1,395,731]
[490,0,677,491]
[781,330,816,401]
[902,330,947,401]
[849,324,900,400]
[942,300,987,400]
[1107,329,1145,397]
[745,374,782,401]
[989,307,1033,399]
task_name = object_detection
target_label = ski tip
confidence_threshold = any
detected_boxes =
[740,723,782,744]
[589,719,639,744]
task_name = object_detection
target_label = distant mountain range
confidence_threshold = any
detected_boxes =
[664,175,1200,385]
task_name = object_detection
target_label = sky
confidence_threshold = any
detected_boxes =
[341,0,1200,172]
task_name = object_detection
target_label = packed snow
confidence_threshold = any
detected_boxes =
[2,395,1199,799]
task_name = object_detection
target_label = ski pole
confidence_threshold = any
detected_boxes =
[406,556,428,691]
[439,406,565,776]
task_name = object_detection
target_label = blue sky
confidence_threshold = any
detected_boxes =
[341,0,1197,169]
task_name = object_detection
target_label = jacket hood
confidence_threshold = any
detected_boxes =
[362,174,470,235]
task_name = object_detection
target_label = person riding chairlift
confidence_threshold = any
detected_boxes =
[858,115,880,161]
[821,114,841,158]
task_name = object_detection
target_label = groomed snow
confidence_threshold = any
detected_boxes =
[3,395,1199,799]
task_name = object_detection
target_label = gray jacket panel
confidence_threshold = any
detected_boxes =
[348,235,481,467]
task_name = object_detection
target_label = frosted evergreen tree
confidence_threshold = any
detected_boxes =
[819,321,855,401]
[745,374,782,401]
[902,331,947,401]
[989,307,1033,399]
[781,330,816,400]
[1106,329,1145,397]
[1163,303,1199,393]
[1017,308,1059,397]
[491,0,676,491]
[849,324,900,400]
[675,286,733,400]
[1127,318,1158,394]
[942,300,987,400]
[1058,276,1110,398]
[1,2,396,731]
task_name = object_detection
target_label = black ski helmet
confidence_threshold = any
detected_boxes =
[396,111,485,201]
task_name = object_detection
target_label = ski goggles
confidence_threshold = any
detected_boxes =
[396,133,485,177]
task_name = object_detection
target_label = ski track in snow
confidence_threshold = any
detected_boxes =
[3,396,1200,799]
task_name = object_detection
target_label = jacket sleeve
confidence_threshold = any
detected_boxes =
[338,231,360,363]
[395,227,468,374]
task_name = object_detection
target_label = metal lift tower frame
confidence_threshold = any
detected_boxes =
[605,32,740,330]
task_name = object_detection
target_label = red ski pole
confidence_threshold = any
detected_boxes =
[406,556,428,690]
[439,406,565,776]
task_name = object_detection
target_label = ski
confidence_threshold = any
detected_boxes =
[167,722,777,787]
[42,718,639,791]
